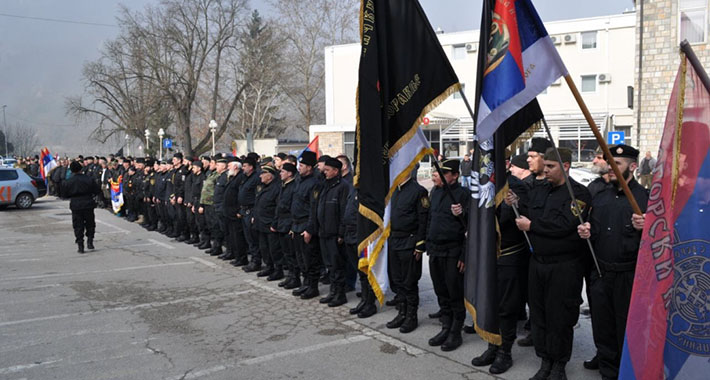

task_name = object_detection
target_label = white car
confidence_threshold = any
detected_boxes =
[570,167,599,187]
[0,158,17,168]
[0,168,40,209]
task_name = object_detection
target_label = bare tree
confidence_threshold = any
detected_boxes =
[270,0,359,133]
[8,123,40,157]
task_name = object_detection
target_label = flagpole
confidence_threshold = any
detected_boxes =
[563,75,643,215]
[680,40,710,93]
[541,117,602,277]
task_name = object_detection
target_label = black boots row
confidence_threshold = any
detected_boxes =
[385,301,418,333]
[471,342,513,375]
[428,317,463,352]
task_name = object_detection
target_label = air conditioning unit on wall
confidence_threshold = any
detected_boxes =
[598,73,612,83]
[466,43,477,52]
[550,35,562,45]
[564,34,577,44]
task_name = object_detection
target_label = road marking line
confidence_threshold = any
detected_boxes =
[148,238,175,250]
[0,359,62,375]
[167,335,371,379]
[0,261,194,282]
[189,257,219,268]
[244,279,290,298]
[95,219,130,233]
[0,289,256,328]
[342,320,426,357]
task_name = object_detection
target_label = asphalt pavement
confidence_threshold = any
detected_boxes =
[0,197,598,380]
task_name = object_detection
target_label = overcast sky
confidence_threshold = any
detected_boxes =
[0,0,634,154]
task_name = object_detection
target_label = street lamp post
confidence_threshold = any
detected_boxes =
[158,128,165,160]
[144,129,150,155]
[125,134,130,157]
[2,105,7,157]
[209,120,218,156]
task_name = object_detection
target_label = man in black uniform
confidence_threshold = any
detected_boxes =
[515,147,592,380]
[472,154,532,374]
[190,161,209,248]
[274,162,299,288]
[240,156,262,272]
[344,185,377,318]
[291,151,323,299]
[252,165,284,280]
[315,157,350,307]
[222,159,247,263]
[577,144,648,380]
[427,159,470,352]
[386,167,429,333]
[62,161,101,253]
[209,157,229,256]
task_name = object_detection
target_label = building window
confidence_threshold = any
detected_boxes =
[581,75,597,92]
[343,132,355,161]
[581,31,597,49]
[454,83,465,99]
[680,0,708,44]
[453,44,467,60]
[616,126,632,145]
[559,125,599,163]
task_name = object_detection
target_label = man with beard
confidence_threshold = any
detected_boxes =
[222,158,247,264]
[588,150,612,198]
[253,165,284,280]
[274,162,299,288]
[577,144,648,380]
[291,151,323,300]
[516,147,591,380]
[427,159,470,352]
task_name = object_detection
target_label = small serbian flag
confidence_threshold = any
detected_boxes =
[299,136,319,159]
[39,147,57,182]
[475,0,567,141]
[109,175,124,214]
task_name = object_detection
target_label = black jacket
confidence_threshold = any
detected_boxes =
[291,173,319,234]
[274,177,297,233]
[191,171,206,205]
[497,174,532,266]
[222,172,242,220]
[253,178,280,233]
[213,171,229,211]
[343,186,358,245]
[61,173,100,210]
[316,176,350,239]
[237,171,259,209]
[390,179,429,252]
[521,177,592,257]
[426,181,470,252]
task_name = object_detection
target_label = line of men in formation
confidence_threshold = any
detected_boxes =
[70,137,648,380]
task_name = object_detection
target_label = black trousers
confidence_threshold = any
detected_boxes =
[72,208,95,243]
[529,255,584,363]
[258,230,283,269]
[498,264,529,349]
[240,211,259,262]
[196,209,210,240]
[590,269,634,379]
[429,251,465,321]
[321,237,347,289]
[347,243,375,303]
[225,218,247,260]
[205,206,223,242]
[148,203,158,226]
[173,203,187,236]
[388,239,423,308]
[301,234,322,284]
[279,232,298,275]
[186,206,197,236]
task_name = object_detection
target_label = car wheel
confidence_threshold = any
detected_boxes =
[15,192,34,209]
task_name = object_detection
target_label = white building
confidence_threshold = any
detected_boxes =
[311,11,637,165]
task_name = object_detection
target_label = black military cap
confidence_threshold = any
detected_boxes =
[146,159,155,167]
[528,137,553,154]
[216,157,228,164]
[318,155,331,163]
[173,152,183,160]
[225,156,237,163]
[510,154,529,170]
[544,147,573,164]
[324,157,342,170]
[281,162,297,174]
[192,160,203,168]
[201,155,211,161]
[247,152,260,161]
[243,156,257,167]
[276,152,287,160]
[300,151,317,167]
[77,155,84,160]
[100,156,107,161]
[440,159,460,173]
[609,144,640,160]
[70,161,83,173]
[135,157,145,164]
[86,156,95,161]
[261,165,277,175]
[261,156,274,165]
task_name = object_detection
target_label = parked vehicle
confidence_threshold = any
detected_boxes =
[0,168,41,209]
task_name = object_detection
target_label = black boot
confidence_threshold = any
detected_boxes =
[242,262,262,273]
[529,358,553,380]
[231,257,249,267]
[357,291,377,319]
[209,242,223,256]
[77,241,85,254]
[428,316,451,346]
[518,332,533,347]
[441,319,463,351]
[257,267,274,278]
[267,269,285,281]
[471,343,498,367]
[284,276,301,290]
[300,279,320,300]
[548,361,567,380]
[428,309,443,319]
[349,299,366,315]
[319,284,336,304]
[386,302,407,329]
[489,346,513,375]
[292,280,309,296]
[583,355,599,370]
[399,303,418,333]
[328,286,347,307]
[278,276,291,287]
[86,238,95,250]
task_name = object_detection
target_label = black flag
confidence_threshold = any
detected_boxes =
[464,0,544,345]
[355,0,460,303]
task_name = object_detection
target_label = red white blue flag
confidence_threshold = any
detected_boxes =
[39,147,57,182]
[619,47,710,380]
[475,0,566,141]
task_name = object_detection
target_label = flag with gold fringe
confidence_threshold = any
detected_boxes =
[354,0,460,304]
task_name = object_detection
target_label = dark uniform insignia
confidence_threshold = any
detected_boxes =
[420,196,430,209]
[256,185,263,193]
[571,199,587,217]
[313,189,320,200]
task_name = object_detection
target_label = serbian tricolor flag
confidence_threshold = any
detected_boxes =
[619,42,710,380]
[300,136,319,159]
[39,147,57,183]
[109,175,124,214]
[475,0,567,141]
[355,0,460,303]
